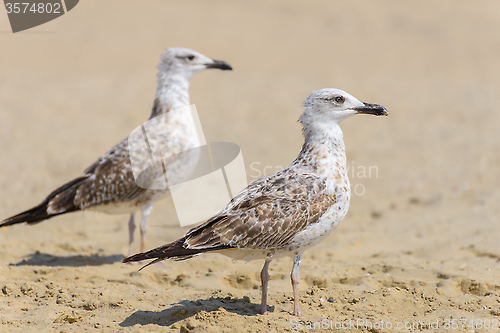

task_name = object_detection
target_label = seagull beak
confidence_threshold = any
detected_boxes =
[353,102,388,116]
[205,60,232,70]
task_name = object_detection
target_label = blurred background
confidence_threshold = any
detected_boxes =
[0,0,499,329]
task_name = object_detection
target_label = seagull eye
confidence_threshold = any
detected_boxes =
[335,96,344,103]
[187,55,195,61]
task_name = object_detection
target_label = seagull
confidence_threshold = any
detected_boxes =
[123,88,388,316]
[0,47,232,257]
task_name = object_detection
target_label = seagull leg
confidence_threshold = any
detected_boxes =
[260,259,271,315]
[137,204,169,269]
[140,204,154,253]
[291,253,303,317]
[127,213,136,258]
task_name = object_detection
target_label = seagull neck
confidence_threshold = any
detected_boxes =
[149,74,190,119]
[293,123,347,179]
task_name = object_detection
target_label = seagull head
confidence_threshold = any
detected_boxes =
[300,88,388,126]
[158,47,232,79]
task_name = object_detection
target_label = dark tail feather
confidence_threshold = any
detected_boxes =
[0,176,87,227]
[122,238,201,263]
[1,203,56,226]
[122,238,230,268]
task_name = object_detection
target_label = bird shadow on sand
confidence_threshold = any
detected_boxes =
[11,251,125,267]
[119,296,274,328]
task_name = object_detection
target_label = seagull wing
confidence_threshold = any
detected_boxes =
[74,138,149,210]
[184,170,337,250]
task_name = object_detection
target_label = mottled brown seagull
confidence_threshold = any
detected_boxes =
[1,48,232,257]
[123,88,388,316]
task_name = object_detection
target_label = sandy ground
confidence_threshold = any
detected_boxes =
[1,1,500,332]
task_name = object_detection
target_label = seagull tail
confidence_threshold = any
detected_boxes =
[0,176,87,227]
[123,238,230,268]
[123,238,200,264]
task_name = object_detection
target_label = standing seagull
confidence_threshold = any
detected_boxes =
[1,48,232,257]
[123,88,388,316]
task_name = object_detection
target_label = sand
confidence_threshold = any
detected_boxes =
[1,1,499,332]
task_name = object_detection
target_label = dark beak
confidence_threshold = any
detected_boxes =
[353,102,388,116]
[205,60,232,70]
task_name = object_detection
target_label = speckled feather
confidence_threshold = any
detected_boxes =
[187,170,340,249]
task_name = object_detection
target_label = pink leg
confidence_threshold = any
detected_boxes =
[291,253,303,317]
[127,213,136,258]
[260,259,271,315]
